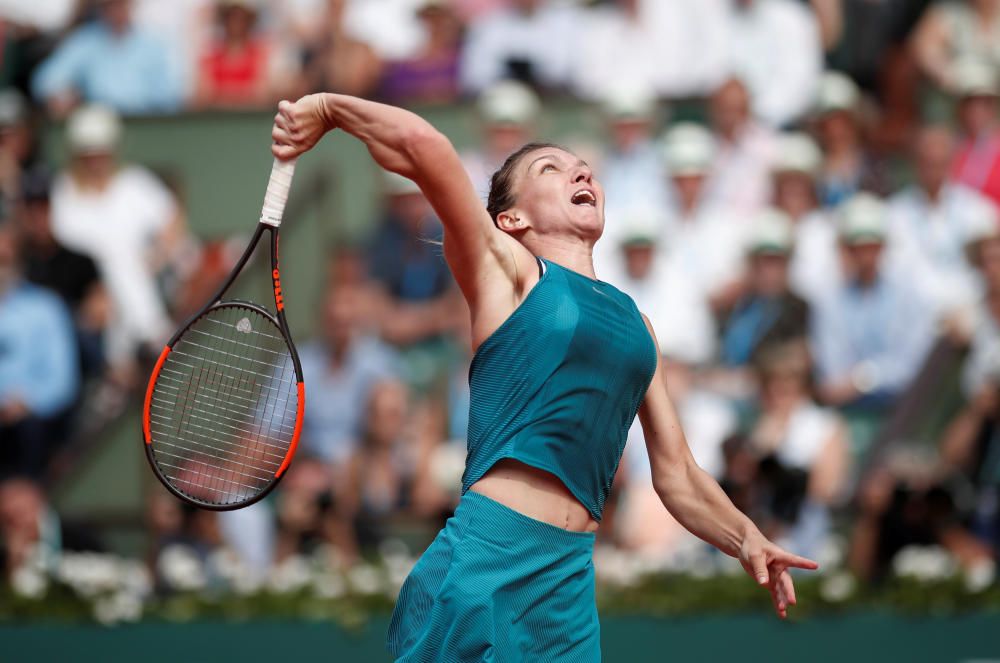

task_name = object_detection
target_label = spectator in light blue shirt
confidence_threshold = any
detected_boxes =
[298,279,401,469]
[31,0,181,117]
[0,222,79,478]
[811,194,937,410]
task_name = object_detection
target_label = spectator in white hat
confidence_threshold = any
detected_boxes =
[662,122,746,311]
[951,57,1000,208]
[720,209,810,369]
[591,83,670,260]
[609,210,716,367]
[661,122,750,312]
[705,77,779,216]
[459,0,581,94]
[50,105,190,379]
[912,0,1000,94]
[770,131,842,305]
[722,0,823,128]
[810,193,937,409]
[811,70,890,209]
[460,80,541,201]
[31,0,182,117]
[888,124,1000,340]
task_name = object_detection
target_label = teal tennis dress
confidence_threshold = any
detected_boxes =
[387,257,657,662]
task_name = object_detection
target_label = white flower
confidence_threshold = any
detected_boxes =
[267,555,313,594]
[429,445,466,493]
[11,565,47,599]
[92,591,142,626]
[819,572,856,603]
[313,572,346,599]
[119,560,152,597]
[57,553,126,598]
[963,559,996,593]
[347,563,383,595]
[207,548,243,583]
[816,535,846,572]
[157,545,207,592]
[378,538,411,563]
[891,545,957,582]
[232,568,264,596]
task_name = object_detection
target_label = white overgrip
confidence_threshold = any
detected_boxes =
[259,157,297,227]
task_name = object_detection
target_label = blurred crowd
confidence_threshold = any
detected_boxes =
[3,0,1000,600]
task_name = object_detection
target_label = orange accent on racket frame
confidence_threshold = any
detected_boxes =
[272,269,284,311]
[143,346,172,445]
[275,381,305,478]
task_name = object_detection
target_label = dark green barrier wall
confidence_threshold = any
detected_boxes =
[4,614,998,662]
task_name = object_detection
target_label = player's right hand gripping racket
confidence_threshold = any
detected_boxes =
[142,157,305,510]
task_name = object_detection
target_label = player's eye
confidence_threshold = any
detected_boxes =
[540,164,556,173]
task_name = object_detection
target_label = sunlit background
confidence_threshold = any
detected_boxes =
[1,0,999,660]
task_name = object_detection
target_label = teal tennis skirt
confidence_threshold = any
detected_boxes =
[386,489,600,662]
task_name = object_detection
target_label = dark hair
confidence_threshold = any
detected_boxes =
[486,141,569,225]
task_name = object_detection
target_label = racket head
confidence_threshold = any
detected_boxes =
[142,301,304,510]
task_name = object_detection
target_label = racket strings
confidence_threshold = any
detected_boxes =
[148,305,299,506]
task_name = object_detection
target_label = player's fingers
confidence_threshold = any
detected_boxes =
[772,548,819,571]
[749,551,769,586]
[778,569,797,606]
[272,125,288,144]
[272,143,298,160]
[274,112,291,132]
[769,583,787,619]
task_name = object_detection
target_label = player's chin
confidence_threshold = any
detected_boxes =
[569,206,603,235]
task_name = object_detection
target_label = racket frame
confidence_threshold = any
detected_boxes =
[142,213,305,511]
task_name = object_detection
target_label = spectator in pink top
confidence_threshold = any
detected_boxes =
[951,58,1000,208]
[193,0,292,108]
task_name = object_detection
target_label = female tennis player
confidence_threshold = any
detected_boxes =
[271,93,819,661]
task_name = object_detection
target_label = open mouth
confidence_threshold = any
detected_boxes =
[571,189,596,207]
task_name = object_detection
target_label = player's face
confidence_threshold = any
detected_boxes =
[509,148,604,241]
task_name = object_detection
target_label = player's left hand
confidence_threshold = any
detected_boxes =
[739,529,819,619]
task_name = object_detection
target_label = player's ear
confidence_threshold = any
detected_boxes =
[496,209,528,234]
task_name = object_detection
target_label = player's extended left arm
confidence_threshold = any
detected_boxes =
[636,316,818,618]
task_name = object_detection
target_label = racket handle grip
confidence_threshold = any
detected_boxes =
[260,157,297,227]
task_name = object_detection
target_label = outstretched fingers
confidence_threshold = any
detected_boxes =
[771,547,820,571]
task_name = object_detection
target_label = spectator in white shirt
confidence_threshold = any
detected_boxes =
[705,77,779,217]
[660,122,748,312]
[771,132,842,305]
[604,210,717,366]
[888,124,1000,340]
[460,80,540,201]
[723,0,823,128]
[50,106,190,377]
[568,0,730,101]
[459,0,580,93]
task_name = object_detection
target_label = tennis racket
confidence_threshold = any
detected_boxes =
[142,157,305,510]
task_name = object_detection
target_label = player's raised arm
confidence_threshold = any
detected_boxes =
[270,94,520,307]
